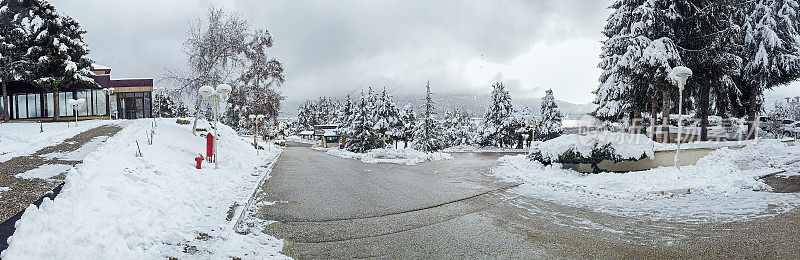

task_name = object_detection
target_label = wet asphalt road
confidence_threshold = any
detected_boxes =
[255,142,800,259]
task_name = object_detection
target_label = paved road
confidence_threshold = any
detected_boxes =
[255,143,800,259]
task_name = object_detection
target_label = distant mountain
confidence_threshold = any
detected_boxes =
[280,93,597,120]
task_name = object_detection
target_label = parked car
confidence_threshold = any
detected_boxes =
[783,122,800,137]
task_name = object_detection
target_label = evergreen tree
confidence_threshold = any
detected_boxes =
[0,0,29,121]
[153,92,178,118]
[398,103,417,149]
[296,100,316,131]
[372,87,402,147]
[479,82,521,148]
[442,109,475,147]
[346,92,380,153]
[413,81,444,152]
[739,0,800,138]
[594,0,683,123]
[538,89,564,141]
[20,0,96,120]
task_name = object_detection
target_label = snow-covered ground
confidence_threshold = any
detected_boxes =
[0,120,111,162]
[493,140,800,223]
[2,118,288,259]
[443,145,526,153]
[324,147,452,165]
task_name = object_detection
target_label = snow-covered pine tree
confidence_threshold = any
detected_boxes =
[739,0,800,138]
[0,0,29,122]
[335,94,354,132]
[296,100,316,131]
[479,82,520,148]
[594,0,682,124]
[153,91,179,118]
[398,103,417,149]
[372,88,402,147]
[19,0,95,121]
[442,109,474,147]
[538,89,564,141]
[413,81,444,152]
[346,92,380,153]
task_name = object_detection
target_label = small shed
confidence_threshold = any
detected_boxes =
[298,130,314,139]
[321,130,341,148]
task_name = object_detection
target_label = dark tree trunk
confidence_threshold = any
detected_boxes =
[662,90,671,143]
[699,84,710,141]
[2,81,8,122]
[53,90,60,121]
[651,98,658,140]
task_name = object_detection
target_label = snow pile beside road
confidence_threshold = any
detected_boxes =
[443,145,526,153]
[0,120,110,162]
[326,147,452,165]
[2,118,288,259]
[494,140,800,222]
[531,132,658,162]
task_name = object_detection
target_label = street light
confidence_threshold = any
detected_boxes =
[102,88,115,120]
[67,98,85,126]
[198,84,232,169]
[249,114,265,153]
[670,66,692,169]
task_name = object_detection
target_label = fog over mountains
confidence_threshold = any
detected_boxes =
[280,93,598,120]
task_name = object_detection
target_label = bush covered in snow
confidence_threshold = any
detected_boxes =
[528,132,657,173]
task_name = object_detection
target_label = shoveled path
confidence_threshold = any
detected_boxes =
[0,124,123,253]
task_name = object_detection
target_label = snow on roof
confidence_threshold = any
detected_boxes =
[323,130,338,137]
[111,78,154,81]
[91,63,111,70]
[299,130,314,135]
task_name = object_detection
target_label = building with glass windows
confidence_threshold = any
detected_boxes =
[1,64,153,121]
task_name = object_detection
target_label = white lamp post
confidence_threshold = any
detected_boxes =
[67,98,86,126]
[789,96,800,142]
[670,66,693,169]
[198,84,232,169]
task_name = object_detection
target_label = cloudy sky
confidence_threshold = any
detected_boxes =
[52,0,798,105]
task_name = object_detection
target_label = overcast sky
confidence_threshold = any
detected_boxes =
[52,0,798,105]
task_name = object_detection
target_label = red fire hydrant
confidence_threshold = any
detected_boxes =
[195,154,204,169]
[206,133,214,163]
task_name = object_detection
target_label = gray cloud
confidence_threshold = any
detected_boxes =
[52,0,612,103]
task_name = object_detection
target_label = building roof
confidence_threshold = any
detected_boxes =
[298,130,314,135]
[91,63,112,70]
[323,130,338,137]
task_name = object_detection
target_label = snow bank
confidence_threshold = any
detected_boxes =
[2,118,288,259]
[326,147,452,165]
[15,164,72,180]
[494,140,800,222]
[443,145,527,153]
[530,132,658,163]
[0,120,111,162]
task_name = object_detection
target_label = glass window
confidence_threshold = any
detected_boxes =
[93,90,106,116]
[45,93,54,117]
[16,94,27,119]
[136,98,144,118]
[76,90,89,116]
[27,93,39,118]
[144,92,151,118]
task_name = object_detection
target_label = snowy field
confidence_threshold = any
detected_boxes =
[0,120,111,162]
[324,147,452,165]
[494,140,800,223]
[2,118,288,259]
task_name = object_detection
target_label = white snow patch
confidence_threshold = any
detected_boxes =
[325,147,452,165]
[41,136,109,161]
[2,118,288,259]
[0,120,112,162]
[493,140,800,222]
[531,132,658,162]
[15,164,72,180]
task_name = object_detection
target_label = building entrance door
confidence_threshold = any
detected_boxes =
[123,97,141,119]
